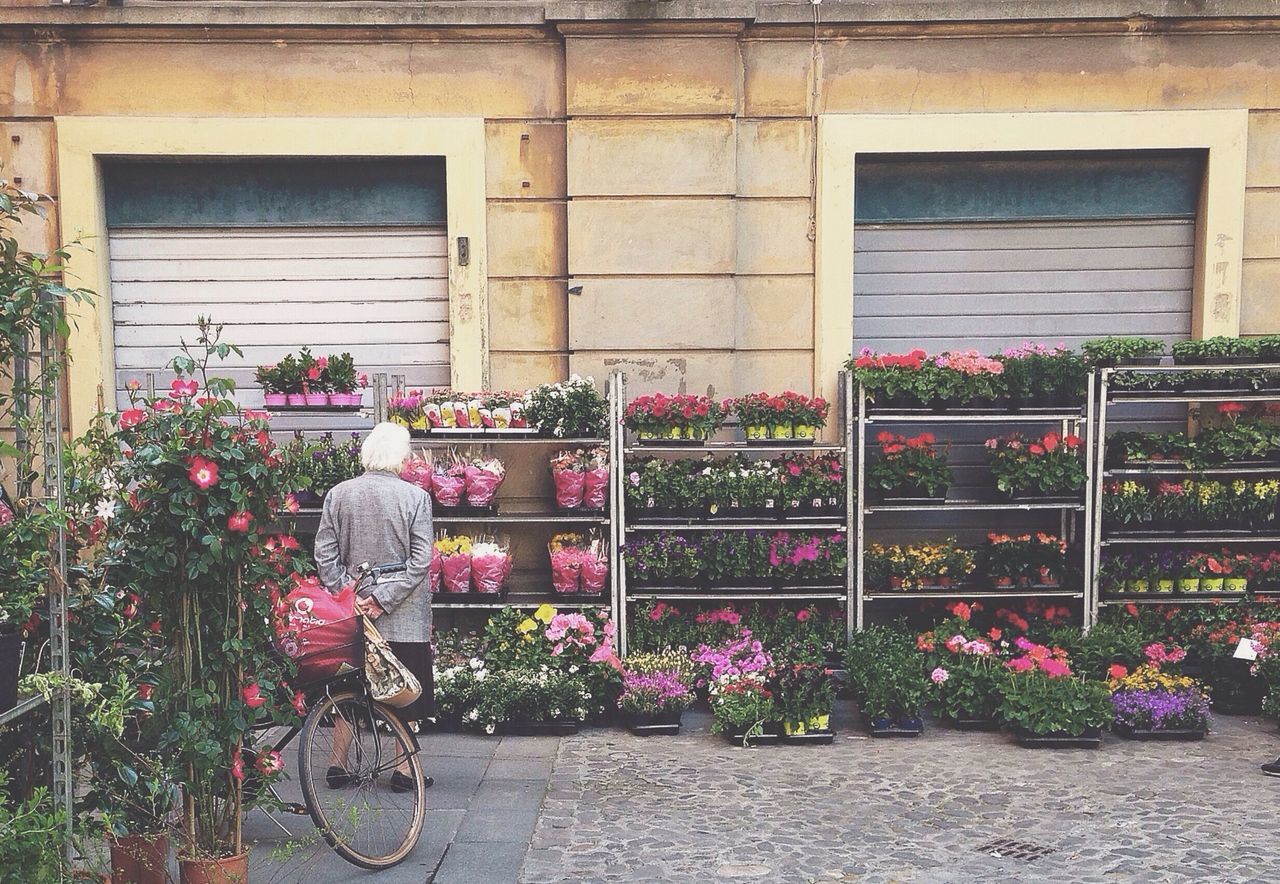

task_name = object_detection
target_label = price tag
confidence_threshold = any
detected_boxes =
[1234,638,1258,661]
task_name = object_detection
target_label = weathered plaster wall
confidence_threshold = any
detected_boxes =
[2,18,1280,410]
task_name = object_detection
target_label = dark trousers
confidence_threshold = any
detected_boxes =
[387,640,436,726]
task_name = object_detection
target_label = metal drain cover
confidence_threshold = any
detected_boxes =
[978,838,1059,861]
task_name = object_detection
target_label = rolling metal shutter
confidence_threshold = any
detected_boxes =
[109,226,450,425]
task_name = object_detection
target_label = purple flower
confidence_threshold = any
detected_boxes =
[1112,687,1210,731]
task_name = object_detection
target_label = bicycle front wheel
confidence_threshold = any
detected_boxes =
[297,689,426,870]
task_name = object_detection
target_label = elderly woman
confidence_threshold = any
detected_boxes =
[315,422,435,788]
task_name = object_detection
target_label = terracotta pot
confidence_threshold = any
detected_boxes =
[994,576,1014,588]
[110,833,169,884]
[179,852,248,884]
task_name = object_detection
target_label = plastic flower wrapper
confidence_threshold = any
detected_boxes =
[436,533,474,593]
[424,399,445,428]
[549,532,585,594]
[399,452,434,494]
[470,535,513,594]
[580,536,610,594]
[431,450,467,507]
[549,449,587,509]
[464,454,506,507]
[582,446,610,510]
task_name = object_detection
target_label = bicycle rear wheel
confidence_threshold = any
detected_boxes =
[297,689,426,869]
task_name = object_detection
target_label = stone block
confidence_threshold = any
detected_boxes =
[485,121,567,200]
[732,350,815,399]
[736,276,813,350]
[489,351,568,390]
[565,36,738,116]
[1248,111,1280,187]
[569,350,734,399]
[568,277,734,350]
[489,279,568,352]
[741,41,813,118]
[737,199,813,275]
[487,200,567,278]
[1242,260,1280,335]
[567,198,734,275]
[432,840,531,882]
[567,117,735,196]
[1244,190,1280,259]
[737,119,813,198]
[0,121,59,254]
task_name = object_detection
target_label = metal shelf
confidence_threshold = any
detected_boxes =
[433,599,608,610]
[864,590,1084,601]
[1101,534,1280,545]
[0,694,50,728]
[627,592,847,601]
[624,443,845,454]
[626,520,846,532]
[411,436,606,446]
[436,513,610,524]
[1107,392,1280,404]
[865,500,1083,513]
[1102,362,1280,373]
[1098,596,1246,605]
[1104,465,1280,476]
[864,410,1084,424]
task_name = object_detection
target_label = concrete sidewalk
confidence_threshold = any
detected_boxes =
[245,731,560,883]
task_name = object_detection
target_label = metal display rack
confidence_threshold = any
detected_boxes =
[0,302,73,845]
[853,371,1097,631]
[615,372,854,655]
[1091,362,1280,613]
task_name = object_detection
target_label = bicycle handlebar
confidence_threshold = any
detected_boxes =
[352,561,409,596]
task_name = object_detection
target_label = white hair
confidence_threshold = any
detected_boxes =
[361,422,412,473]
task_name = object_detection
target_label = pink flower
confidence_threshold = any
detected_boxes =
[292,691,308,715]
[227,511,253,533]
[231,749,245,782]
[1007,656,1034,672]
[255,749,284,776]
[1039,658,1072,678]
[119,408,146,429]
[284,493,300,514]
[931,667,949,684]
[0,502,12,527]
[796,609,811,622]
[1014,636,1035,652]
[188,457,219,490]
[241,683,267,709]
[169,379,198,399]
[1108,664,1129,680]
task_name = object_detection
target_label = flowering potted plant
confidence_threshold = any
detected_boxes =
[773,662,836,741]
[867,431,951,502]
[621,532,701,587]
[981,534,1026,588]
[618,650,695,735]
[1109,657,1210,741]
[523,376,608,438]
[998,641,1111,748]
[436,534,474,594]
[103,321,303,876]
[844,625,928,735]
[709,677,779,746]
[296,347,330,405]
[253,363,289,407]
[387,391,425,431]
[848,347,931,408]
[624,457,698,517]
[985,430,1086,499]
[323,352,363,406]
[727,392,774,441]
[997,343,1088,407]
[624,393,725,443]
[550,447,609,511]
[926,630,1002,729]
[1101,480,1152,533]
[470,537,512,594]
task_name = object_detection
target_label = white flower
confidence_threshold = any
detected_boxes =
[475,671,487,682]
[485,724,496,735]
[569,665,579,673]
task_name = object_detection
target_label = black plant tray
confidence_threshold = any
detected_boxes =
[865,716,924,737]
[1007,492,1084,505]
[1113,723,1206,741]
[877,495,949,506]
[637,438,706,447]
[948,717,1001,732]
[502,719,580,737]
[629,723,681,737]
[433,589,511,601]
[1013,727,1101,749]
[780,729,835,745]
[746,437,815,447]
[434,504,499,517]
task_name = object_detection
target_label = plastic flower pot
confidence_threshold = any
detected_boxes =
[769,423,794,440]
[1127,578,1151,594]
[684,426,707,441]
[0,630,21,712]
[110,833,169,884]
[794,424,818,440]
[303,392,329,407]
[1201,576,1226,592]
[744,424,769,441]
[1224,577,1248,593]
[178,851,249,884]
[1156,578,1176,593]
[262,393,287,407]
[285,393,307,406]
[1177,577,1202,593]
[1038,567,1059,587]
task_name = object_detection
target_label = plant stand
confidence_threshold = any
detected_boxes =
[779,729,836,745]
[1112,723,1207,741]
[1012,726,1102,749]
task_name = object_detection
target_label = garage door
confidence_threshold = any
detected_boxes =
[104,159,449,429]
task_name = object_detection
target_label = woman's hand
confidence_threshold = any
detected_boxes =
[356,596,386,620]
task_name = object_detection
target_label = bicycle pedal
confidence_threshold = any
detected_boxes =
[284,803,310,815]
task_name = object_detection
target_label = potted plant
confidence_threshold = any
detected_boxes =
[1108,661,1210,741]
[524,376,609,439]
[985,430,1087,500]
[982,533,1027,589]
[709,677,779,746]
[848,347,930,409]
[929,632,1002,729]
[1176,554,1202,594]
[997,642,1112,748]
[1101,480,1153,533]
[618,651,695,735]
[253,363,288,407]
[1173,336,1261,366]
[295,347,330,406]
[998,343,1087,407]
[621,532,702,588]
[844,625,927,736]
[867,431,952,502]
[105,321,303,877]
[727,393,772,441]
[323,352,362,406]
[773,662,836,742]
[783,392,829,441]
[1082,336,1164,367]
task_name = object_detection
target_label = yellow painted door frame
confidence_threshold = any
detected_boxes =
[814,110,1249,404]
[54,116,489,434]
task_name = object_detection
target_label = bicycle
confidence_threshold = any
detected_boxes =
[252,561,427,870]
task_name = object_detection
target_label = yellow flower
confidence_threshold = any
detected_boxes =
[516,618,537,634]
[534,603,557,624]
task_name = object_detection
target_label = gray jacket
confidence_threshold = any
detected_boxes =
[314,471,434,643]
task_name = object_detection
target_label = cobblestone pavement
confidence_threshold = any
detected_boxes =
[522,702,1280,884]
